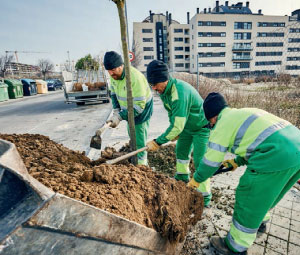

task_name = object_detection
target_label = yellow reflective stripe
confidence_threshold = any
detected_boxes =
[176,159,190,174]
[227,221,257,252]
[196,178,211,193]
[166,116,186,140]
[171,84,178,101]
[262,212,271,223]
[245,120,290,159]
[203,148,226,167]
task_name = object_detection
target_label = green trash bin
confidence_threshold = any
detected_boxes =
[4,79,24,99]
[0,82,9,102]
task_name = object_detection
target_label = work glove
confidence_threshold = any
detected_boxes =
[187,178,200,189]
[222,158,238,171]
[106,112,122,128]
[174,173,189,183]
[171,136,179,142]
[147,140,160,151]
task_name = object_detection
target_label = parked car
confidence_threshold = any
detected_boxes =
[46,79,63,91]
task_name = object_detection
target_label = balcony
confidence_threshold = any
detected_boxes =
[232,56,253,61]
[232,46,253,51]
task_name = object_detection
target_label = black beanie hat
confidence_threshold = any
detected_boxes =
[103,51,123,70]
[146,60,169,85]
[203,92,228,120]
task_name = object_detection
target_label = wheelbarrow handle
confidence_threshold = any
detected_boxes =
[213,165,233,176]
[105,146,148,165]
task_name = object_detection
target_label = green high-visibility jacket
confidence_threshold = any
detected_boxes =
[156,77,208,145]
[109,66,153,125]
[194,107,300,183]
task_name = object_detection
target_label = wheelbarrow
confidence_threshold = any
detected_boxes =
[0,139,184,255]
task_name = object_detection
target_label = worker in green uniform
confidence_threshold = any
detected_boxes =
[188,92,300,255]
[100,51,153,165]
[145,60,211,206]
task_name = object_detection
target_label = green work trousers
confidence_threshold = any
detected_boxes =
[127,119,150,165]
[226,165,300,253]
[176,128,211,203]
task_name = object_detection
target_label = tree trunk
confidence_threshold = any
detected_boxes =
[113,0,137,165]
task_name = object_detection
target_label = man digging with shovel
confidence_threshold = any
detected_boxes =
[93,51,153,165]
[145,60,212,207]
[188,92,300,254]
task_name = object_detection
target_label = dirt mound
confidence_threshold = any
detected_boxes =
[0,134,203,242]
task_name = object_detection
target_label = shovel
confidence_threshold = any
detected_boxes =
[90,122,112,150]
[105,146,148,164]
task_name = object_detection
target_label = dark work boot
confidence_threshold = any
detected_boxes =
[210,236,247,255]
[258,223,267,233]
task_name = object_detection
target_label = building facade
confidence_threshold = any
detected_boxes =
[132,1,300,78]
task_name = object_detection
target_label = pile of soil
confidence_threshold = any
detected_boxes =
[0,134,204,242]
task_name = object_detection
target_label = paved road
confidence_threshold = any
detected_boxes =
[0,91,112,155]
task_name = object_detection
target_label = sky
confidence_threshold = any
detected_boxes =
[0,0,299,68]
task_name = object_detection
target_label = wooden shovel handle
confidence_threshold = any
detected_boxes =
[106,146,148,165]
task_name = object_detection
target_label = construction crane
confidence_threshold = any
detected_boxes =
[5,51,49,63]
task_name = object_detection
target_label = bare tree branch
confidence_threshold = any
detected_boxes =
[0,54,14,78]
[131,38,143,68]
[37,59,54,80]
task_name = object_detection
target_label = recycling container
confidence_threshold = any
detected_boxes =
[0,82,9,102]
[35,80,48,94]
[4,79,24,99]
[21,79,37,96]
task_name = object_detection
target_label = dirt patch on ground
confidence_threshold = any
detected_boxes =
[0,134,203,242]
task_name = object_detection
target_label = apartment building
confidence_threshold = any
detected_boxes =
[132,1,300,77]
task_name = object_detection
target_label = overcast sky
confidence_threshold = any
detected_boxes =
[0,0,298,67]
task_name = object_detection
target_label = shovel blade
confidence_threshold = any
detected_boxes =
[90,135,102,150]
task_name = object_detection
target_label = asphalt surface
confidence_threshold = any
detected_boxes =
[0,91,112,155]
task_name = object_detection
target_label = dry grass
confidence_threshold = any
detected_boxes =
[173,72,300,128]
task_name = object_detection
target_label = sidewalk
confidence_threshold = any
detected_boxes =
[101,94,300,255]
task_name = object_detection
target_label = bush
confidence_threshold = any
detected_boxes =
[277,73,291,85]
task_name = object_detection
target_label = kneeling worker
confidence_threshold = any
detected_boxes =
[188,92,300,254]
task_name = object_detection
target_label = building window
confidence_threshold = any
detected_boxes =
[198,62,225,67]
[184,29,189,35]
[185,47,190,52]
[175,55,184,59]
[234,32,251,40]
[257,42,284,47]
[198,52,226,57]
[289,38,300,43]
[198,43,226,47]
[142,29,152,33]
[286,65,300,70]
[174,47,184,51]
[290,28,300,33]
[185,63,190,69]
[198,21,226,26]
[257,32,284,37]
[143,38,153,42]
[287,56,300,61]
[234,22,252,29]
[175,63,184,67]
[255,61,282,66]
[198,32,226,37]
[174,28,183,33]
[144,55,154,60]
[174,37,183,42]
[185,38,189,43]
[258,22,285,27]
[233,42,252,49]
[143,47,154,51]
[256,52,283,56]
[233,62,250,69]
[288,48,300,52]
